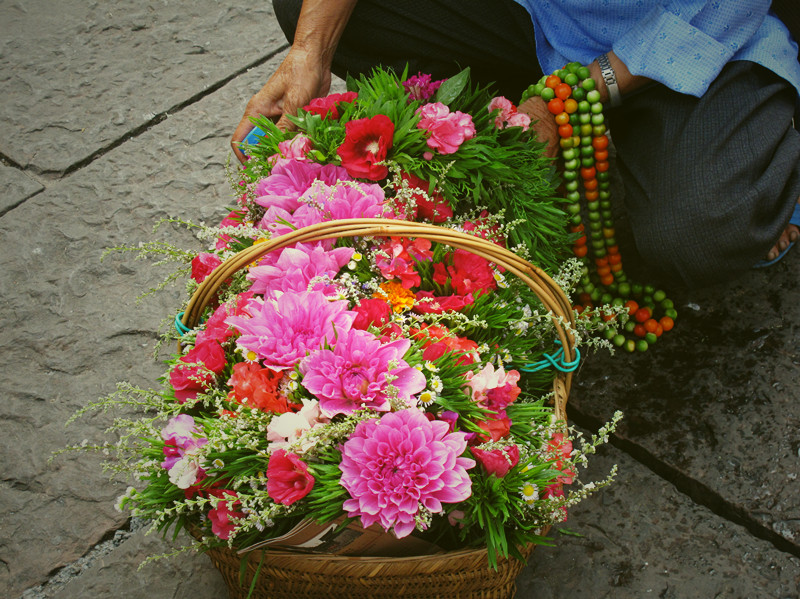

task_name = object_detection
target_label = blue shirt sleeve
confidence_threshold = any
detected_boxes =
[614,1,772,96]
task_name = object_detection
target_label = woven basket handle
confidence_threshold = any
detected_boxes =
[181,218,575,413]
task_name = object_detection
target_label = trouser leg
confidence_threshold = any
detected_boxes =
[608,60,800,288]
[272,0,541,100]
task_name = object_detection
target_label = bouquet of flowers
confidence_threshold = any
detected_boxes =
[76,67,621,584]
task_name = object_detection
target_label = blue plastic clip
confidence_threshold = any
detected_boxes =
[520,341,581,373]
[174,311,192,335]
[242,126,265,155]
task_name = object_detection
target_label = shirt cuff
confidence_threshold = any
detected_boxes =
[613,5,732,97]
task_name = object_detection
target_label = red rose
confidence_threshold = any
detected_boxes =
[169,340,227,402]
[337,114,394,180]
[191,252,222,283]
[304,91,358,119]
[472,445,520,478]
[266,449,315,505]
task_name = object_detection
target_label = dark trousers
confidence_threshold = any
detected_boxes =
[273,0,800,288]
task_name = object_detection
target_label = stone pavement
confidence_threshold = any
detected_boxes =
[1,2,798,598]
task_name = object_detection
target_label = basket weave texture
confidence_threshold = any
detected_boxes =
[182,219,574,599]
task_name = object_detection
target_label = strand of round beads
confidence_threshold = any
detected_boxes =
[522,62,677,352]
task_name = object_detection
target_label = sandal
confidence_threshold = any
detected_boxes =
[753,201,800,268]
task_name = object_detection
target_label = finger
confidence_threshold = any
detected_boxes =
[275,113,297,133]
[231,116,255,163]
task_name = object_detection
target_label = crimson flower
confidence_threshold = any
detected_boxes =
[304,91,357,119]
[191,252,222,283]
[471,445,520,478]
[169,340,227,402]
[337,114,394,180]
[208,490,244,540]
[228,362,295,414]
[266,449,315,505]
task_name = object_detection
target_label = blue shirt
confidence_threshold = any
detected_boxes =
[513,0,800,97]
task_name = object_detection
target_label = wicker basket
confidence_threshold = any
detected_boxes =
[181,219,575,599]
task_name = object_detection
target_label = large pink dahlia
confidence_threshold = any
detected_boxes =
[339,408,475,538]
[300,329,425,417]
[226,291,356,371]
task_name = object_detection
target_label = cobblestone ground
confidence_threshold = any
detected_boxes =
[2,2,799,598]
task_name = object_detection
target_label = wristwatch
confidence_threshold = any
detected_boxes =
[597,53,622,108]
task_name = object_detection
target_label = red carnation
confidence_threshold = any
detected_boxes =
[337,114,395,180]
[304,91,358,119]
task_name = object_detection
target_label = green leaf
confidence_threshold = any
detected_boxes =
[435,67,471,105]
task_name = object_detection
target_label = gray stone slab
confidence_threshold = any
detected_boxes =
[568,252,800,553]
[46,529,227,599]
[0,0,285,174]
[0,47,289,597]
[519,440,800,598]
[0,163,44,214]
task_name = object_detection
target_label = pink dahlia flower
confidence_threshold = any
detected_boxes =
[416,102,476,155]
[339,408,475,538]
[300,328,426,417]
[226,290,356,371]
[247,243,354,298]
[254,159,351,212]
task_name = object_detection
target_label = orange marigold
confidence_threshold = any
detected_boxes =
[373,281,415,313]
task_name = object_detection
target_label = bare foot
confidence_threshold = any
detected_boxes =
[764,197,800,261]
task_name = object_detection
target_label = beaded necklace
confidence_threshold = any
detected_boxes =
[522,62,677,352]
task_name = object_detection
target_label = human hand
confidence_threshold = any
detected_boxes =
[231,47,332,162]
[518,96,559,159]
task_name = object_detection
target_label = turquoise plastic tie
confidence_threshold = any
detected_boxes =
[520,341,581,373]
[174,311,192,335]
